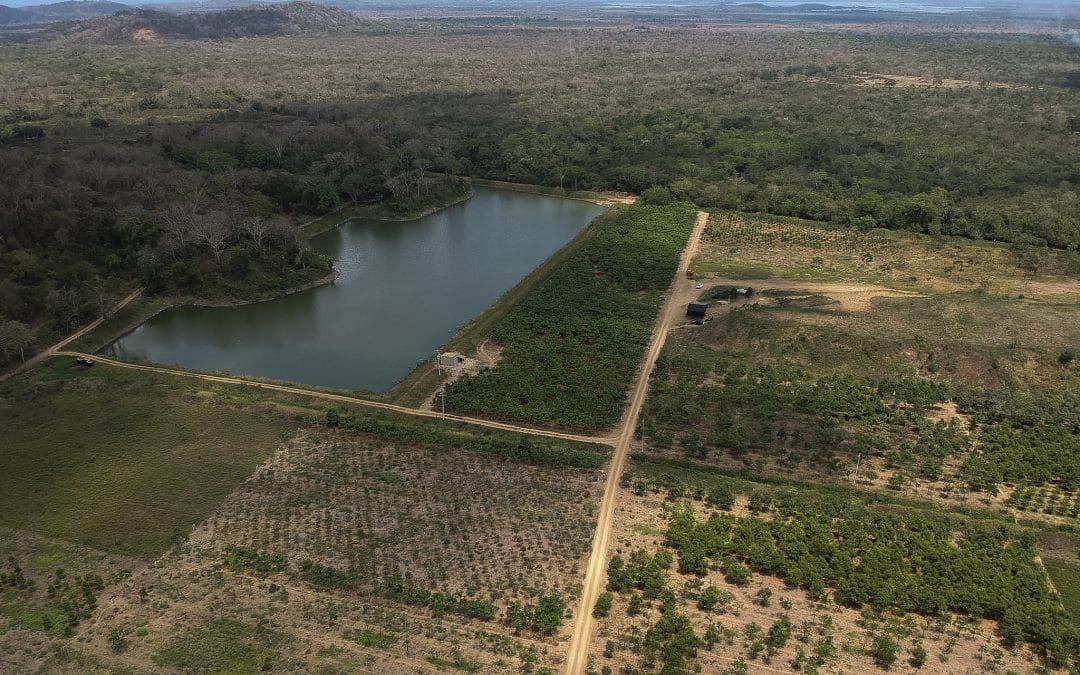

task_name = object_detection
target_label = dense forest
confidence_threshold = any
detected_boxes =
[0,22,1078,363]
[0,109,468,364]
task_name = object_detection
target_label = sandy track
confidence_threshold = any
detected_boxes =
[0,288,143,383]
[52,351,615,447]
[562,211,708,675]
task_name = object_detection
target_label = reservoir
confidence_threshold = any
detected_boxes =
[104,188,604,392]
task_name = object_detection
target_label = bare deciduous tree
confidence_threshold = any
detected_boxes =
[0,320,34,362]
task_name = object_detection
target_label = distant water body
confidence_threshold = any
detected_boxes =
[105,188,604,393]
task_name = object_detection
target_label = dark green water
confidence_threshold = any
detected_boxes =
[105,188,604,392]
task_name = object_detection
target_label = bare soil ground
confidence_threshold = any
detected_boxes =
[702,278,923,313]
[585,484,1039,675]
[190,429,599,603]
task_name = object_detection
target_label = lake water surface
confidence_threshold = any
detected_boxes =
[105,188,604,392]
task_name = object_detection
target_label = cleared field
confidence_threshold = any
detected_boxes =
[586,212,1080,672]
[642,215,1080,510]
[0,353,608,671]
[191,428,601,606]
[0,358,298,558]
[695,212,1080,296]
[2,424,605,673]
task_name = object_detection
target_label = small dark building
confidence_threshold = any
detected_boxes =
[686,303,708,319]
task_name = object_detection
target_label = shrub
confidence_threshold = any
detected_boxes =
[107,626,129,653]
[593,592,613,618]
[723,557,751,586]
[909,644,927,668]
[698,585,732,611]
[222,546,287,576]
[872,634,898,669]
[640,186,673,205]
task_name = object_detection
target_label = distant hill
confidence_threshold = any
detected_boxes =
[0,5,30,23]
[0,0,128,25]
[48,1,361,41]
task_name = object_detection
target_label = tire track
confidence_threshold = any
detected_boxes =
[562,210,708,674]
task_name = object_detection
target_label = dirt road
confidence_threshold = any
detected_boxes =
[0,288,143,383]
[703,277,923,312]
[53,351,615,447]
[562,211,708,675]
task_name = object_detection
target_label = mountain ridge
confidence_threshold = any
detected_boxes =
[0,0,129,25]
[33,1,362,40]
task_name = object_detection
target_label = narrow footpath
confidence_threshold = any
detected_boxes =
[562,211,709,674]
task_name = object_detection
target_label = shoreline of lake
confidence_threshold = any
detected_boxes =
[103,188,605,393]
[73,188,478,356]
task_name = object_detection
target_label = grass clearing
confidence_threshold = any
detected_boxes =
[1044,557,1080,626]
[0,358,299,558]
[153,619,280,672]
[0,527,137,667]
[698,211,1080,295]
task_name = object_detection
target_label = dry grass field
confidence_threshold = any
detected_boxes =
[695,212,1080,297]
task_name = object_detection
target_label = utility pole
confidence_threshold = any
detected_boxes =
[853,453,862,483]
[434,350,441,376]
[439,389,446,419]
